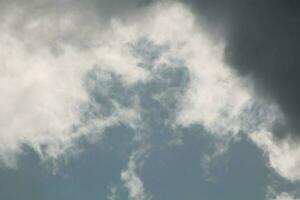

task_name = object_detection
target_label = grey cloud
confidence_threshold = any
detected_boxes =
[76,0,154,19]
[183,0,300,139]
[0,0,155,52]
[0,0,153,19]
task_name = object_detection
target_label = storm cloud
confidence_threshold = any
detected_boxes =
[183,0,300,139]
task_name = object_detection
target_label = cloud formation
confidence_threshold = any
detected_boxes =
[272,192,300,200]
[121,147,151,200]
[0,0,250,165]
[0,0,152,166]
[1,2,271,198]
[251,131,300,181]
[181,0,300,185]
[2,0,299,198]
[182,0,300,136]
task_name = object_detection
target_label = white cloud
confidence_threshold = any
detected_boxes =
[121,147,151,200]
[2,1,300,200]
[137,1,300,189]
[0,0,264,174]
[107,186,118,200]
[0,2,286,189]
[0,0,237,167]
[251,131,300,181]
[0,1,149,166]
[272,192,300,200]
[133,1,255,137]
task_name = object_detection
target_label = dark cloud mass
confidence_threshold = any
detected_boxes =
[184,0,300,139]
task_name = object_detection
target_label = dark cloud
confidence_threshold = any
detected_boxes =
[183,0,300,139]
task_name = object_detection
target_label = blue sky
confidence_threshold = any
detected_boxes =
[0,1,300,200]
[0,126,275,200]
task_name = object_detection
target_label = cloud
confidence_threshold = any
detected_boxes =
[129,0,260,137]
[121,147,151,200]
[0,0,234,166]
[0,0,275,175]
[174,31,252,136]
[272,192,300,200]
[2,1,299,199]
[182,0,300,140]
[107,186,118,200]
[179,0,300,187]
[1,3,290,195]
[251,131,300,181]
[0,0,154,167]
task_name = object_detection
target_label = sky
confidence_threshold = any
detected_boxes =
[0,0,300,200]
